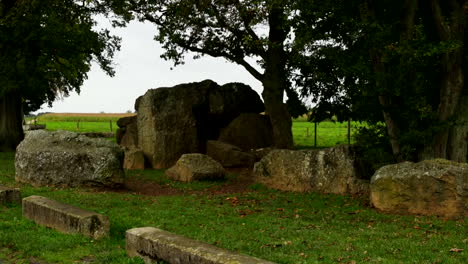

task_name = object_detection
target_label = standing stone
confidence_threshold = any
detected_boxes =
[116,115,138,149]
[166,153,225,182]
[15,130,124,188]
[370,159,468,218]
[123,148,146,170]
[135,80,264,168]
[218,113,273,151]
[253,145,369,195]
[206,140,255,168]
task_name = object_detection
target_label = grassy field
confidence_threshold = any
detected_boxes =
[292,121,364,148]
[32,113,360,148]
[1,152,466,264]
[30,113,136,134]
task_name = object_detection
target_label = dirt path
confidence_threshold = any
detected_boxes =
[100,168,256,196]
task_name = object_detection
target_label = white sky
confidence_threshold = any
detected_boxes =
[35,20,263,114]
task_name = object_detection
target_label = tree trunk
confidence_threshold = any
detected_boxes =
[421,0,466,162]
[360,1,405,161]
[448,93,468,162]
[262,79,293,149]
[0,91,24,151]
[261,4,293,149]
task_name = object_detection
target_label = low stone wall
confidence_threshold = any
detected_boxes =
[126,227,276,264]
[0,185,21,205]
[22,195,109,239]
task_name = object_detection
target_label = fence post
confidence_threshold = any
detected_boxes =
[77,120,80,130]
[314,122,317,147]
[110,120,113,132]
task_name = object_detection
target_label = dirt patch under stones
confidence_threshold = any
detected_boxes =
[95,168,255,197]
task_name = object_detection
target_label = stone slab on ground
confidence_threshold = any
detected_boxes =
[126,227,276,264]
[0,185,21,205]
[22,195,109,239]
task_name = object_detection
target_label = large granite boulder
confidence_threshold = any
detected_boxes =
[206,140,255,168]
[165,153,225,182]
[15,130,124,187]
[135,80,264,168]
[253,145,369,195]
[218,113,273,151]
[370,159,468,218]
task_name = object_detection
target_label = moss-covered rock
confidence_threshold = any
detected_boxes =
[370,159,468,218]
[15,130,124,188]
[165,153,225,182]
[253,145,369,195]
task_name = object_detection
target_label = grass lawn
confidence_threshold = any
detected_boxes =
[1,152,466,264]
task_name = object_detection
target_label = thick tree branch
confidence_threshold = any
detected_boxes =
[174,41,263,81]
[233,0,267,59]
[430,0,450,40]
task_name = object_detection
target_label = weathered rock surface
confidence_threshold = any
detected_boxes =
[206,140,255,168]
[370,159,468,218]
[253,145,369,195]
[23,195,109,239]
[126,227,276,264]
[15,130,124,188]
[219,113,273,151]
[116,115,138,149]
[123,148,146,170]
[251,147,276,162]
[0,185,21,204]
[135,80,264,168]
[166,153,225,182]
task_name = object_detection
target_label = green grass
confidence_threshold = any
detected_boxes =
[292,120,364,148]
[40,121,118,133]
[0,152,466,264]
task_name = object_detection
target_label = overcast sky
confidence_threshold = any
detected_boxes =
[35,19,263,114]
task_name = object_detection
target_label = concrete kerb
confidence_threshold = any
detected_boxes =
[126,227,276,264]
[22,195,109,239]
[0,185,21,205]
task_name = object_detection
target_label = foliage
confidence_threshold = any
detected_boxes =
[353,123,395,171]
[291,0,468,162]
[0,153,467,263]
[0,0,120,112]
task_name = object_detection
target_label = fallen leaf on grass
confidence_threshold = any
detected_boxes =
[449,248,463,253]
